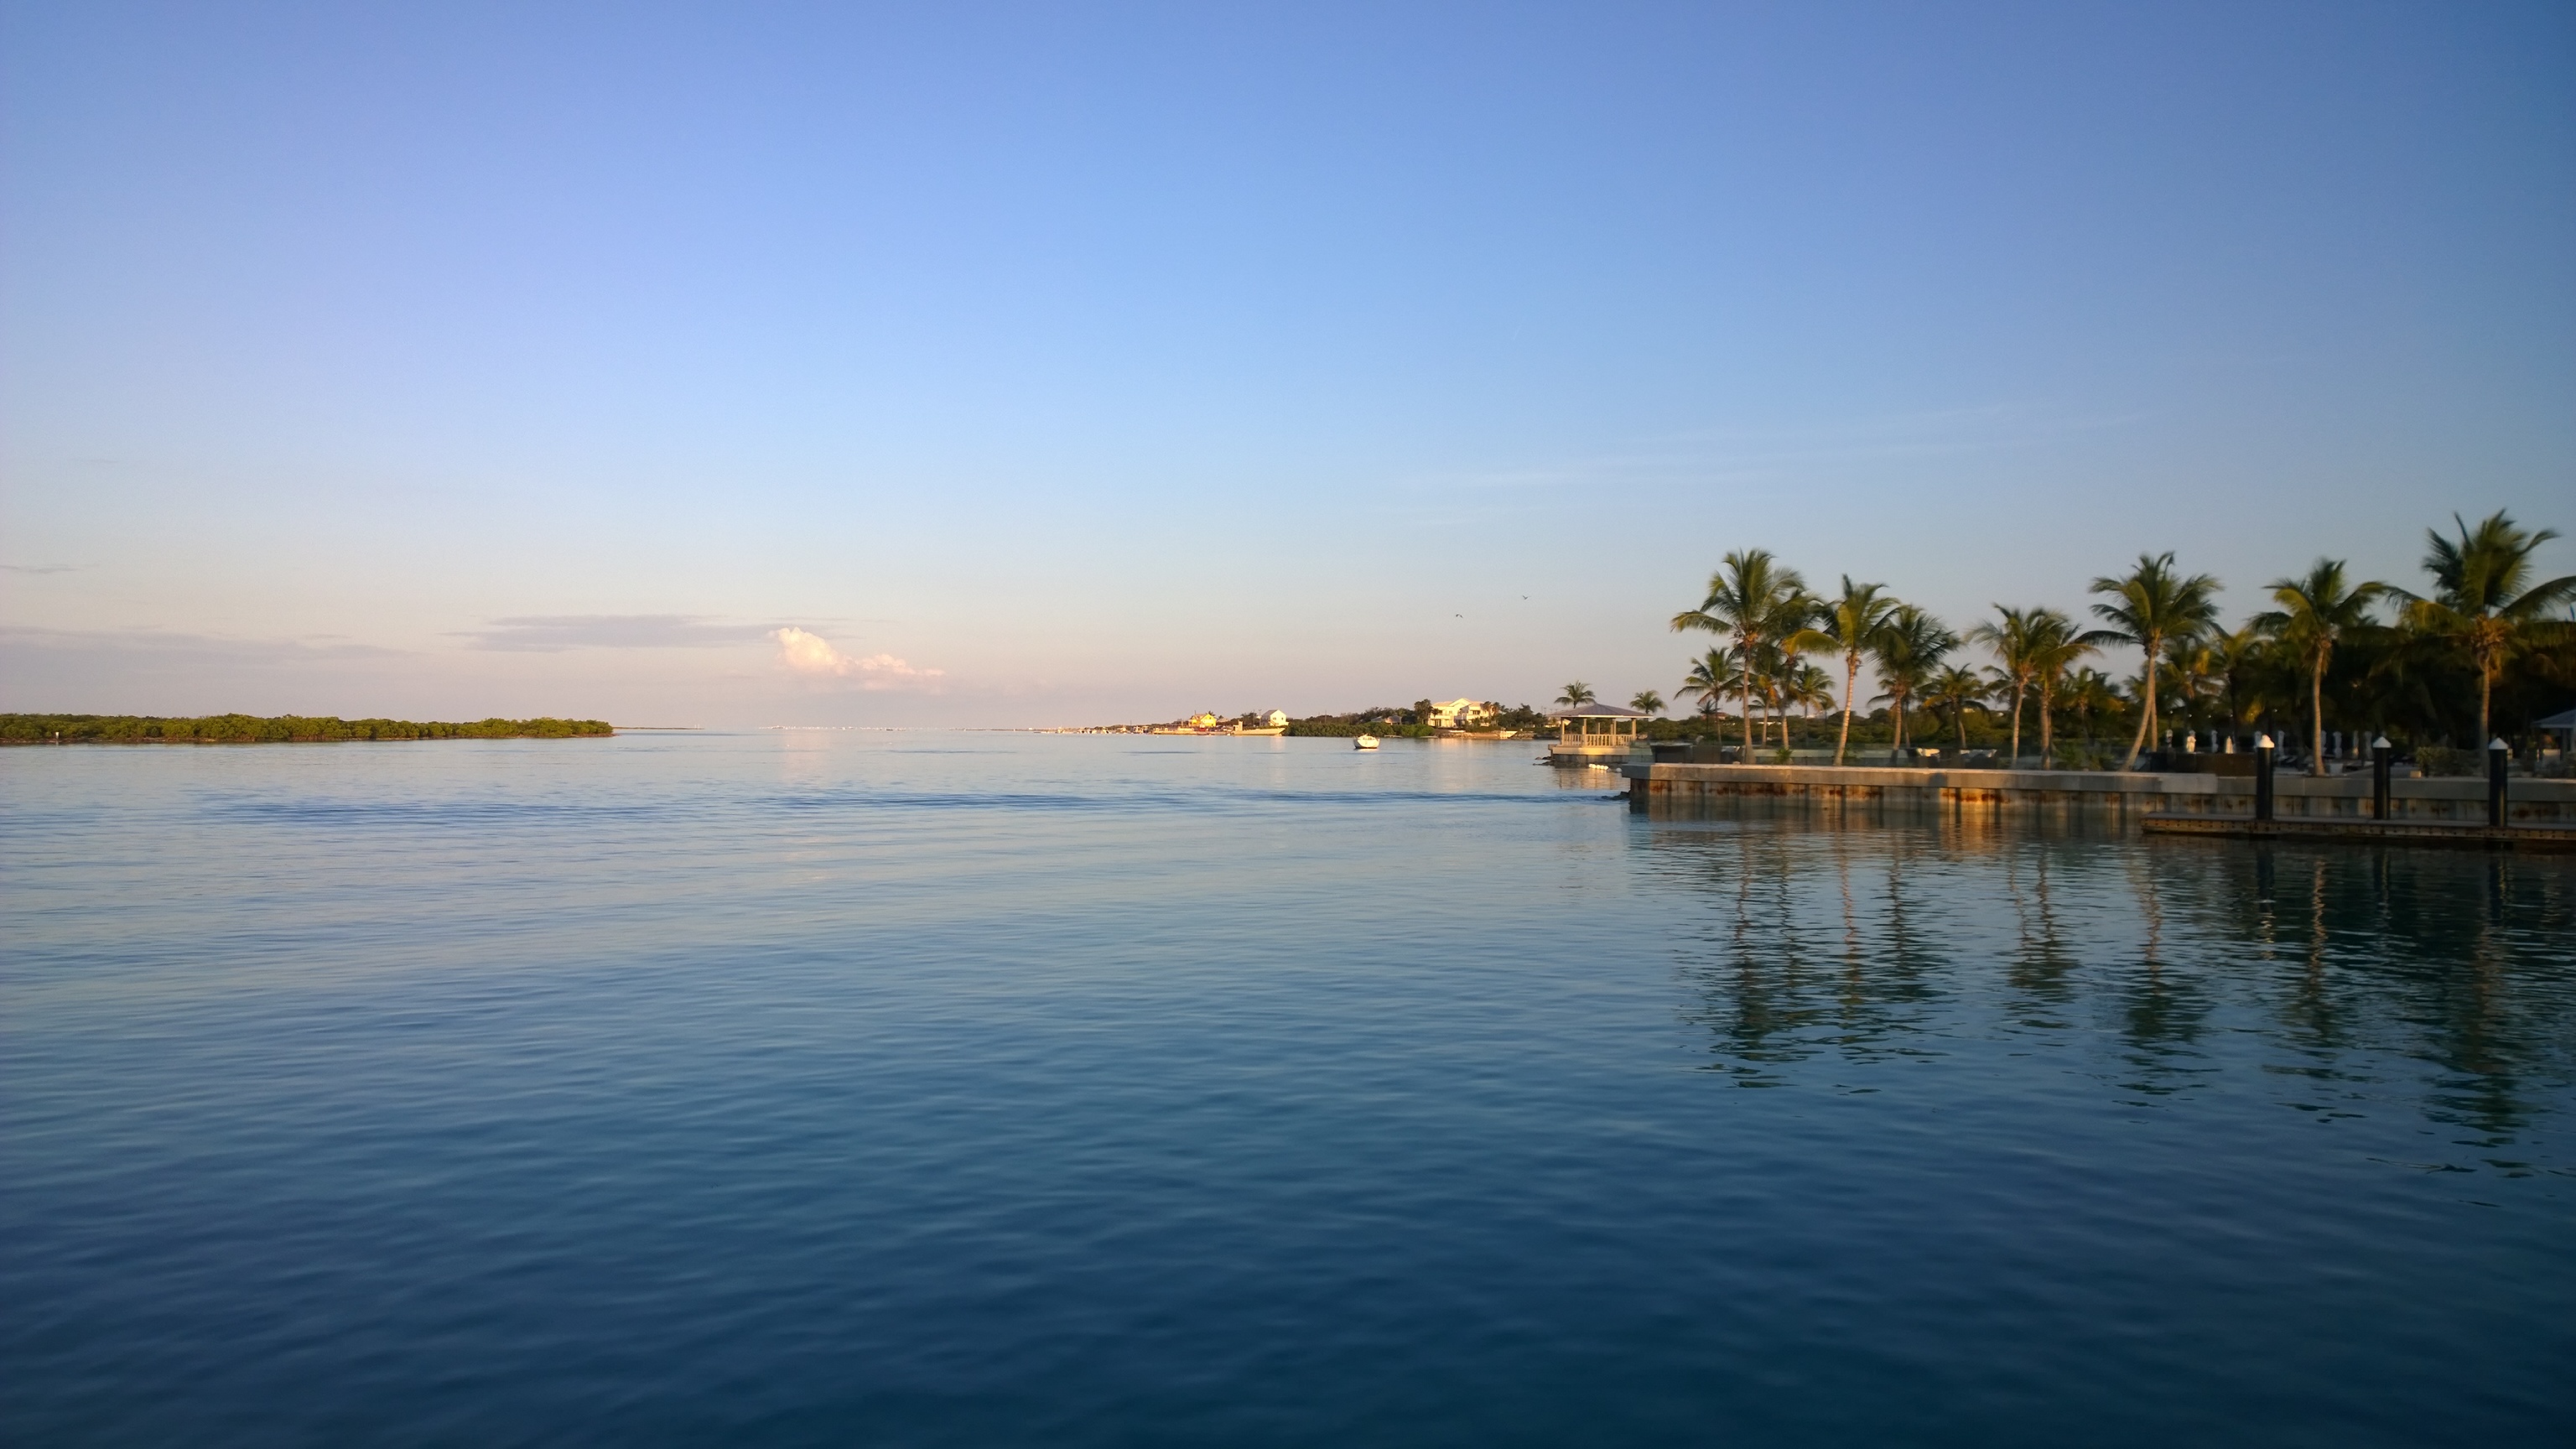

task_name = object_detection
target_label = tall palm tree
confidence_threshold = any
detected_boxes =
[1555,681,1597,708]
[1817,576,1898,766]
[2391,512,2576,743]
[2023,615,2106,770]
[2090,552,2223,768]
[1924,663,1988,751]
[1868,605,1957,757]
[2250,558,2386,770]
[1671,549,1818,758]
[1629,690,1665,717]
[1966,606,2044,766]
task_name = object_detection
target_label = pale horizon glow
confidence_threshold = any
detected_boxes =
[3,3,2570,726]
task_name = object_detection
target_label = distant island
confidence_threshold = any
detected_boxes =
[2,714,615,745]
[1052,700,1559,739]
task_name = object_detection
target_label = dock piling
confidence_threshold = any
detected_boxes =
[2372,736,2392,820]
[2490,738,2509,828]
[2254,734,2275,822]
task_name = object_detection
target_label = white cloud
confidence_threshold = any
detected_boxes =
[771,627,943,690]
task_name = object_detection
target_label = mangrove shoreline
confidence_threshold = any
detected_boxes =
[3,714,615,745]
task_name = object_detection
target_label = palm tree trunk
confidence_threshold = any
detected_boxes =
[2310,646,2326,775]
[2478,662,2492,745]
[1836,654,1857,766]
[2008,684,2024,768]
[1742,644,1756,758]
[2122,638,2158,769]
[2038,693,2054,771]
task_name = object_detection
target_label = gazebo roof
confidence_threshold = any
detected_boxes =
[1548,704,1649,719]
[2535,706,2576,731]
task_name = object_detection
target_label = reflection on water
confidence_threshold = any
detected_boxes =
[6,736,2572,1445]
[1643,818,2576,1143]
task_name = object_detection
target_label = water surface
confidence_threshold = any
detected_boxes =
[4,732,2570,1445]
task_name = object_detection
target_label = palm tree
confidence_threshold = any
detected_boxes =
[1679,649,1737,721]
[1629,690,1665,716]
[2159,636,2221,743]
[2023,615,2105,770]
[1671,549,1818,758]
[1555,681,1597,708]
[1747,640,1812,747]
[2061,667,2122,763]
[1966,606,2044,766]
[1924,663,1988,751]
[1817,577,1898,766]
[2390,512,2576,743]
[2090,552,2223,768]
[2251,558,2386,771]
[2209,624,2269,738]
[1868,605,1957,757]
[1784,662,1838,724]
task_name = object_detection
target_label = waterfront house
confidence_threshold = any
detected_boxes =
[1426,699,1497,730]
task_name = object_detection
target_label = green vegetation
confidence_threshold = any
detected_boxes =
[1284,699,1555,738]
[2088,552,2225,767]
[1622,509,2573,769]
[3,714,614,745]
[2390,512,2576,743]
[1670,548,1816,757]
[2250,558,2387,774]
[1817,576,1897,765]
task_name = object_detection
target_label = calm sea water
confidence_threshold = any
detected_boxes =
[3,732,2571,1446]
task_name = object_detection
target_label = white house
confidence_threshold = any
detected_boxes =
[1426,699,1498,730]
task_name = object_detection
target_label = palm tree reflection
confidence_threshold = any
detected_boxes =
[1644,813,2575,1139]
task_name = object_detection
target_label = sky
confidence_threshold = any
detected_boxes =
[4,1,2571,726]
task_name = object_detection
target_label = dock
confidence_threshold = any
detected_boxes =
[2137,813,2576,851]
[1620,760,2576,829]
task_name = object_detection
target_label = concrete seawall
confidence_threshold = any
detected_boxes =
[1622,761,2576,827]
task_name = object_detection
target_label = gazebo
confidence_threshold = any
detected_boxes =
[2537,706,2576,768]
[1547,703,1649,762]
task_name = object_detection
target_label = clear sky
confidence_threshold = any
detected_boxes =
[5,1,2570,725]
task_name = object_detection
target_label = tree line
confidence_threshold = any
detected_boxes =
[2,714,615,745]
[1284,700,1556,737]
[1654,511,2573,769]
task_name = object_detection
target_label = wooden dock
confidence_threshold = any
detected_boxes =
[2139,813,2576,852]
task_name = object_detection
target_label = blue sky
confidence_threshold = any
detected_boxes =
[4,1,2570,724]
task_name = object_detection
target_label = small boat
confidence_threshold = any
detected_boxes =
[1353,735,1379,750]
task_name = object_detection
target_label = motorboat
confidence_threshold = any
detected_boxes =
[1353,735,1379,750]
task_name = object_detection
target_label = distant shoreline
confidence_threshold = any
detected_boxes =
[2,714,615,745]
